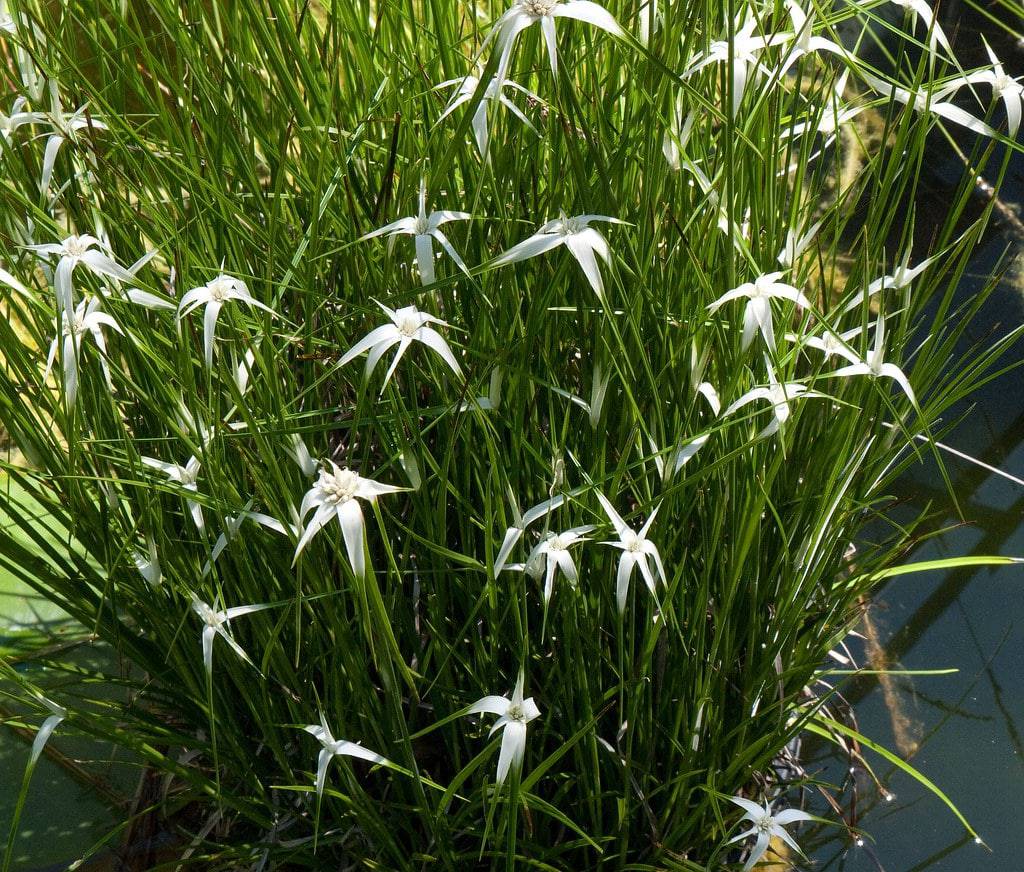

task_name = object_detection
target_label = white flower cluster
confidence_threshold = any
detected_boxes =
[0,0,1013,852]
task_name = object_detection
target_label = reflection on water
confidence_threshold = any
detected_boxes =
[0,647,138,872]
[809,101,1024,870]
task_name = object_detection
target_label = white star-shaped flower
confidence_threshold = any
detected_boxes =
[37,97,108,194]
[493,491,566,576]
[522,526,594,604]
[302,712,393,800]
[726,796,814,872]
[177,273,276,370]
[685,15,789,118]
[723,360,826,440]
[28,234,134,320]
[707,272,812,352]
[493,212,624,298]
[359,180,471,286]
[831,317,917,407]
[435,73,541,158]
[294,462,405,577]
[190,594,273,677]
[202,507,293,577]
[465,671,541,786]
[859,69,996,138]
[484,0,623,84]
[596,492,667,613]
[338,301,462,392]
[0,96,41,142]
[43,297,123,407]
[142,453,205,532]
[939,39,1023,136]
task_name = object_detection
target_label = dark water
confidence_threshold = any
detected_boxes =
[806,151,1024,870]
[799,5,1024,868]
[0,646,136,872]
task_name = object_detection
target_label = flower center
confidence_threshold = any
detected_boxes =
[756,814,773,835]
[819,107,841,134]
[207,278,232,302]
[508,703,525,721]
[548,534,570,551]
[198,604,221,627]
[63,236,89,258]
[560,215,585,235]
[892,264,913,287]
[821,333,839,353]
[522,0,559,15]
[321,467,359,503]
[750,277,771,298]
[396,313,421,337]
[623,531,643,553]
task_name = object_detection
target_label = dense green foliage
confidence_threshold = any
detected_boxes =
[0,0,1019,867]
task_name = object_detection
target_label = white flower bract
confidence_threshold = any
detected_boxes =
[338,301,462,392]
[466,671,541,785]
[132,535,162,587]
[28,696,68,767]
[493,212,624,298]
[302,712,392,800]
[0,96,41,142]
[203,508,292,577]
[177,274,276,370]
[359,180,471,286]
[685,15,789,118]
[294,461,405,577]
[888,0,952,59]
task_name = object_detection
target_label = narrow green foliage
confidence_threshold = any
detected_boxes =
[0,0,1019,868]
